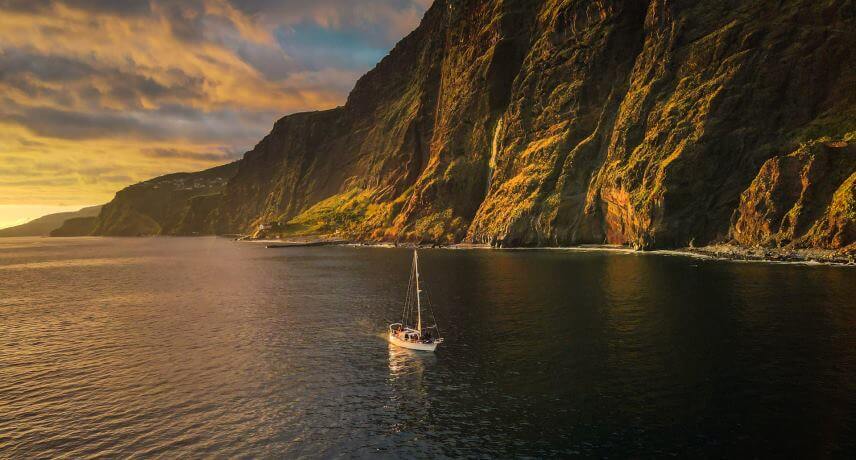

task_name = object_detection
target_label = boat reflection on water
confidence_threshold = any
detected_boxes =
[386,341,438,432]
[387,340,437,379]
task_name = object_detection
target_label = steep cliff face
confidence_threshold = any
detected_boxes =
[732,137,855,250]
[92,162,237,236]
[50,216,97,237]
[467,0,855,249]
[199,4,449,237]
[94,0,855,250]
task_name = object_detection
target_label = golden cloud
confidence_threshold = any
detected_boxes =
[0,0,427,227]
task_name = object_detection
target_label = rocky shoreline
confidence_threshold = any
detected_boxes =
[679,244,856,266]
[242,236,855,267]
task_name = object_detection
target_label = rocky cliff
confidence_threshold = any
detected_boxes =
[93,0,855,252]
[92,162,237,236]
[50,216,98,237]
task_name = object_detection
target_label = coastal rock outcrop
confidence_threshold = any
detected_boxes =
[92,162,237,236]
[49,216,98,237]
[732,138,855,251]
[92,0,855,250]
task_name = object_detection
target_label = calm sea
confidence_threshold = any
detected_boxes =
[1,237,854,457]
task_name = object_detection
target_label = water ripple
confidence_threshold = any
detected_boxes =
[1,238,854,457]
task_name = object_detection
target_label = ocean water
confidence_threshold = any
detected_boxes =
[1,237,854,457]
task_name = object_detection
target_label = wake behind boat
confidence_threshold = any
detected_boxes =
[389,250,444,352]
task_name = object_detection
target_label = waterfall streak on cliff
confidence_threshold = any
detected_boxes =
[486,116,503,195]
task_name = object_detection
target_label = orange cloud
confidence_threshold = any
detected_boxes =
[0,0,428,227]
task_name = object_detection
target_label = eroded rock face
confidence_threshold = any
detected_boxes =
[469,0,855,249]
[732,140,855,250]
[94,0,856,249]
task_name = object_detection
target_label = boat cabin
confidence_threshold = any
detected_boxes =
[389,323,438,344]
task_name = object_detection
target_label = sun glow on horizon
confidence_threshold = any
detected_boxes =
[0,204,97,230]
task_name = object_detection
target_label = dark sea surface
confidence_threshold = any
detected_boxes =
[1,237,854,458]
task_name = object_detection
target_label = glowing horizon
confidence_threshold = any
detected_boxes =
[0,204,96,229]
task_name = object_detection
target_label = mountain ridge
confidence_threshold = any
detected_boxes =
[89,0,855,252]
[0,205,102,237]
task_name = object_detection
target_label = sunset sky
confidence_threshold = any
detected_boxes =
[0,0,430,228]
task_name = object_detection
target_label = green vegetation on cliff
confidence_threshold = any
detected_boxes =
[92,162,238,236]
[92,0,855,251]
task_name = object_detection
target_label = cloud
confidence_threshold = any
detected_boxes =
[0,0,153,16]
[1,102,279,143]
[143,147,244,162]
[0,49,96,81]
[0,0,429,221]
[2,106,152,140]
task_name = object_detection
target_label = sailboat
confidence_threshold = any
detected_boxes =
[388,250,444,352]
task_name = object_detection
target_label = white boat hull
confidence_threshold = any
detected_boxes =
[388,333,438,352]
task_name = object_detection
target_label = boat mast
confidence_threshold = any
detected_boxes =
[415,250,422,334]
